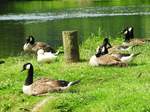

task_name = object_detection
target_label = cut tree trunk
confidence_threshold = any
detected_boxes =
[62,31,80,63]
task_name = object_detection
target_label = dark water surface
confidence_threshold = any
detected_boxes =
[0,1,150,57]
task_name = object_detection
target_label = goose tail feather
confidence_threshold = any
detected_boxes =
[133,52,141,57]
[55,50,64,55]
[68,80,81,87]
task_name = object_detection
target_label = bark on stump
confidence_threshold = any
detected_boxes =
[62,31,80,63]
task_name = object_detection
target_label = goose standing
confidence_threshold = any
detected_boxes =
[37,49,58,63]
[23,35,56,53]
[21,63,80,96]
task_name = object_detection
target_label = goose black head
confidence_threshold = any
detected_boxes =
[121,27,130,42]
[21,63,33,72]
[26,36,35,45]
[102,38,112,48]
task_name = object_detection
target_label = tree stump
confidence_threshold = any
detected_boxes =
[62,31,80,63]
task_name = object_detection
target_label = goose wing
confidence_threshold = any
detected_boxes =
[31,78,69,95]
[129,39,145,45]
[97,54,122,65]
[33,42,56,53]
[35,42,50,48]
[111,53,131,59]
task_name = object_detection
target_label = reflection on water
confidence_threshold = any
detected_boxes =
[0,1,150,57]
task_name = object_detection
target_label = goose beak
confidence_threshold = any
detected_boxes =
[21,68,25,72]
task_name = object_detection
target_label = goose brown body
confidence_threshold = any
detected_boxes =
[89,54,127,66]
[27,78,70,95]
[23,36,56,53]
[21,63,80,96]
[122,27,149,46]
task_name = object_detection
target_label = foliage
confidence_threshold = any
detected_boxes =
[0,33,150,112]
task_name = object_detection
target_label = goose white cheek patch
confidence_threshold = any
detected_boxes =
[128,27,132,31]
[124,30,128,34]
[26,64,31,70]
[101,47,105,52]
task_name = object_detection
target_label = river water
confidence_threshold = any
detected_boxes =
[0,1,150,57]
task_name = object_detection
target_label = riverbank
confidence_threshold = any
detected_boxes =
[0,34,150,112]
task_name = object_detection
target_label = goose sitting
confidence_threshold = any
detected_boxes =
[98,43,141,63]
[21,63,80,96]
[96,38,133,53]
[23,35,56,53]
[121,27,150,46]
[37,49,58,63]
[89,48,127,67]
[111,52,141,63]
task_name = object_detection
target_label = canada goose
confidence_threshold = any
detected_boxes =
[89,54,127,67]
[37,49,58,63]
[121,27,150,45]
[96,38,111,54]
[89,49,127,67]
[111,52,141,63]
[0,60,5,64]
[96,38,133,54]
[21,63,80,96]
[98,43,141,63]
[23,35,56,53]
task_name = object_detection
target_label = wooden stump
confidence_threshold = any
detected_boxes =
[62,31,80,63]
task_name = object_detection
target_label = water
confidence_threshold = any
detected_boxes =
[0,1,150,57]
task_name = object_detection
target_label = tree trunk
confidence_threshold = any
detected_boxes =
[62,31,80,63]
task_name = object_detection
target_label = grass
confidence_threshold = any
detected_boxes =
[1,34,150,112]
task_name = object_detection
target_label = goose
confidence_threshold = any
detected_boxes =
[37,49,58,63]
[98,43,141,63]
[89,48,127,67]
[23,35,56,53]
[0,60,5,64]
[111,52,141,63]
[96,38,133,54]
[96,38,112,54]
[21,63,80,96]
[121,27,150,46]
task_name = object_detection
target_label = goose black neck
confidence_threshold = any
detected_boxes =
[29,36,35,45]
[129,30,134,39]
[124,32,130,42]
[25,66,33,86]
[96,45,108,57]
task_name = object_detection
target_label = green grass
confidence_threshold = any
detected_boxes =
[1,34,150,112]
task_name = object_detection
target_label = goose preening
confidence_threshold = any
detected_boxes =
[21,63,80,96]
[96,38,133,54]
[90,47,127,66]
[121,27,150,46]
[96,38,112,54]
[97,42,141,63]
[37,49,58,63]
[23,35,56,53]
[0,60,5,64]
